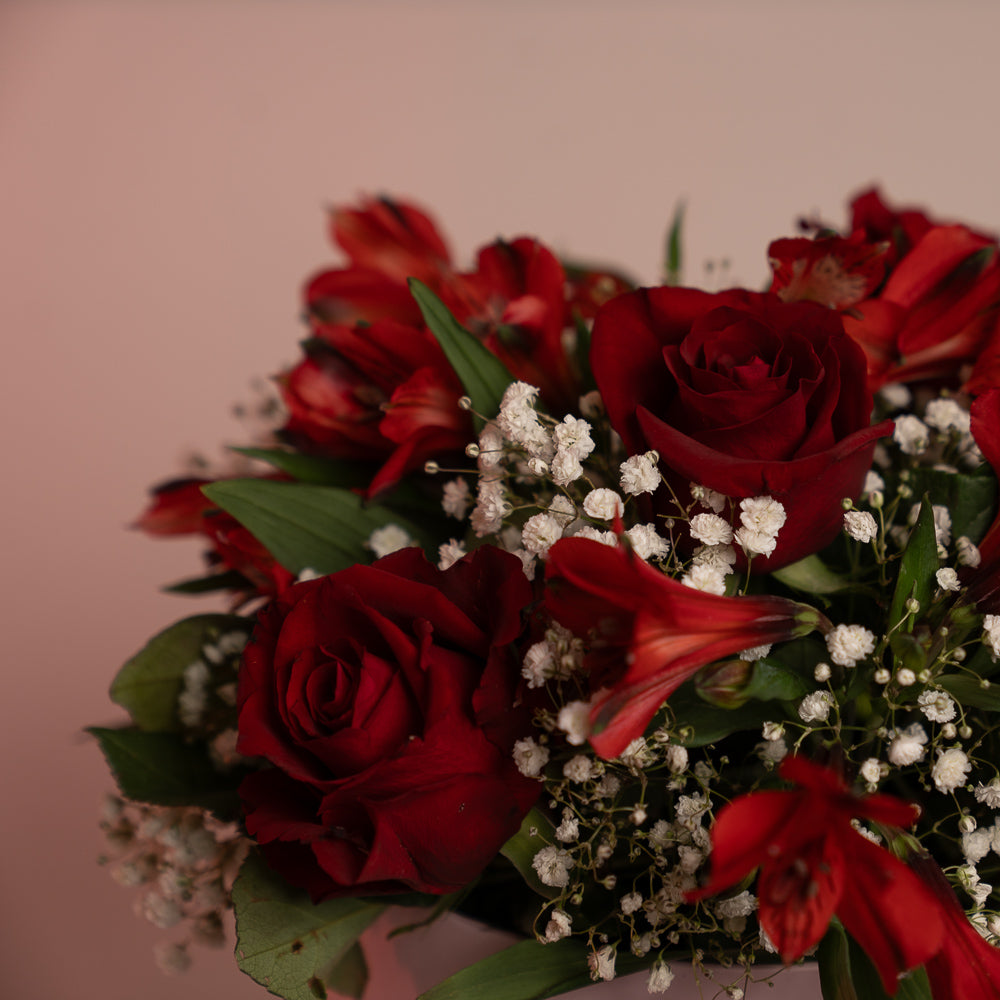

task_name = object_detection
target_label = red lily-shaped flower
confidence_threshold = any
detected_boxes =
[908,852,1000,1000]
[687,756,944,995]
[543,538,827,757]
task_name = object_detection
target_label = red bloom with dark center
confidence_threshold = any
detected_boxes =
[236,545,539,900]
[776,188,1000,391]
[590,287,892,570]
[688,756,944,995]
[544,539,827,758]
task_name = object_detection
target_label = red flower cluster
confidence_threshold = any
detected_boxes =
[281,196,630,498]
[545,538,827,757]
[691,757,1000,999]
[770,187,1000,392]
[236,545,539,900]
[590,287,892,570]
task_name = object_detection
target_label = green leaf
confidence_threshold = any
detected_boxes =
[938,673,1000,710]
[818,921,858,1000]
[664,201,685,286]
[417,938,593,1000]
[231,447,371,489]
[164,570,250,595]
[88,727,241,814]
[408,279,515,420]
[742,658,812,703]
[772,554,858,595]
[110,614,247,731]
[499,807,560,900]
[846,932,930,1000]
[888,496,938,633]
[233,853,384,1000]
[667,683,774,747]
[322,942,368,1000]
[907,464,997,545]
[202,480,426,575]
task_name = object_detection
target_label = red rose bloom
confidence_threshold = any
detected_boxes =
[236,546,539,900]
[590,287,892,570]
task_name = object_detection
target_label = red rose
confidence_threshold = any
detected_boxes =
[236,546,539,900]
[590,287,892,570]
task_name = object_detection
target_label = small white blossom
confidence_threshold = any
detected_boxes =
[620,891,643,915]
[543,909,572,942]
[497,382,553,460]
[976,778,1000,809]
[521,513,565,557]
[477,423,505,470]
[933,747,972,792]
[692,543,737,575]
[663,744,689,774]
[572,525,618,546]
[368,523,416,558]
[681,563,726,595]
[589,945,616,982]
[550,450,584,486]
[859,758,882,786]
[936,567,961,592]
[958,536,982,568]
[932,505,953,547]
[814,662,832,682]
[918,689,958,723]
[548,495,576,525]
[925,398,971,434]
[153,941,191,975]
[553,415,595,460]
[564,755,595,783]
[826,623,876,667]
[897,668,917,687]
[626,523,671,561]
[888,723,928,767]
[620,452,661,496]
[863,470,885,498]
[619,737,655,771]
[532,846,574,888]
[734,526,778,558]
[757,736,788,763]
[521,641,555,689]
[690,483,727,513]
[647,961,675,994]
[582,488,625,521]
[441,478,471,519]
[513,737,549,778]
[964,830,994,865]
[555,810,580,843]
[557,701,592,745]
[470,477,508,536]
[844,510,878,543]
[798,690,834,723]
[739,496,787,536]
[739,644,771,662]
[761,722,784,742]
[689,513,733,546]
[178,660,210,728]
[437,539,466,570]
[713,890,756,919]
[985,615,1000,660]
[894,414,930,455]
[140,892,183,929]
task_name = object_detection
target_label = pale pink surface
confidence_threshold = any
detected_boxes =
[3,1,999,997]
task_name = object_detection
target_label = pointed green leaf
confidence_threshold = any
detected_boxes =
[499,807,560,900]
[818,921,858,1000]
[231,447,371,488]
[664,201,685,286]
[772,554,859,595]
[938,673,1000,711]
[164,570,250,595]
[408,279,514,420]
[233,853,384,1000]
[110,614,247,731]
[888,496,938,633]
[202,480,426,575]
[907,464,997,545]
[88,727,241,815]
[742,658,811,703]
[417,938,593,1000]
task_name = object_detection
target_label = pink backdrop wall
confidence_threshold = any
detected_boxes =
[4,2,1000,997]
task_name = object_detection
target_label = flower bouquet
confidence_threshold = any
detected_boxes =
[92,189,1000,999]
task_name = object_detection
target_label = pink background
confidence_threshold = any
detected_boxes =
[4,1,1000,997]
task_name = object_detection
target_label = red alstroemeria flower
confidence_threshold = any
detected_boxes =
[908,853,1000,1000]
[688,756,944,995]
[544,538,827,758]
